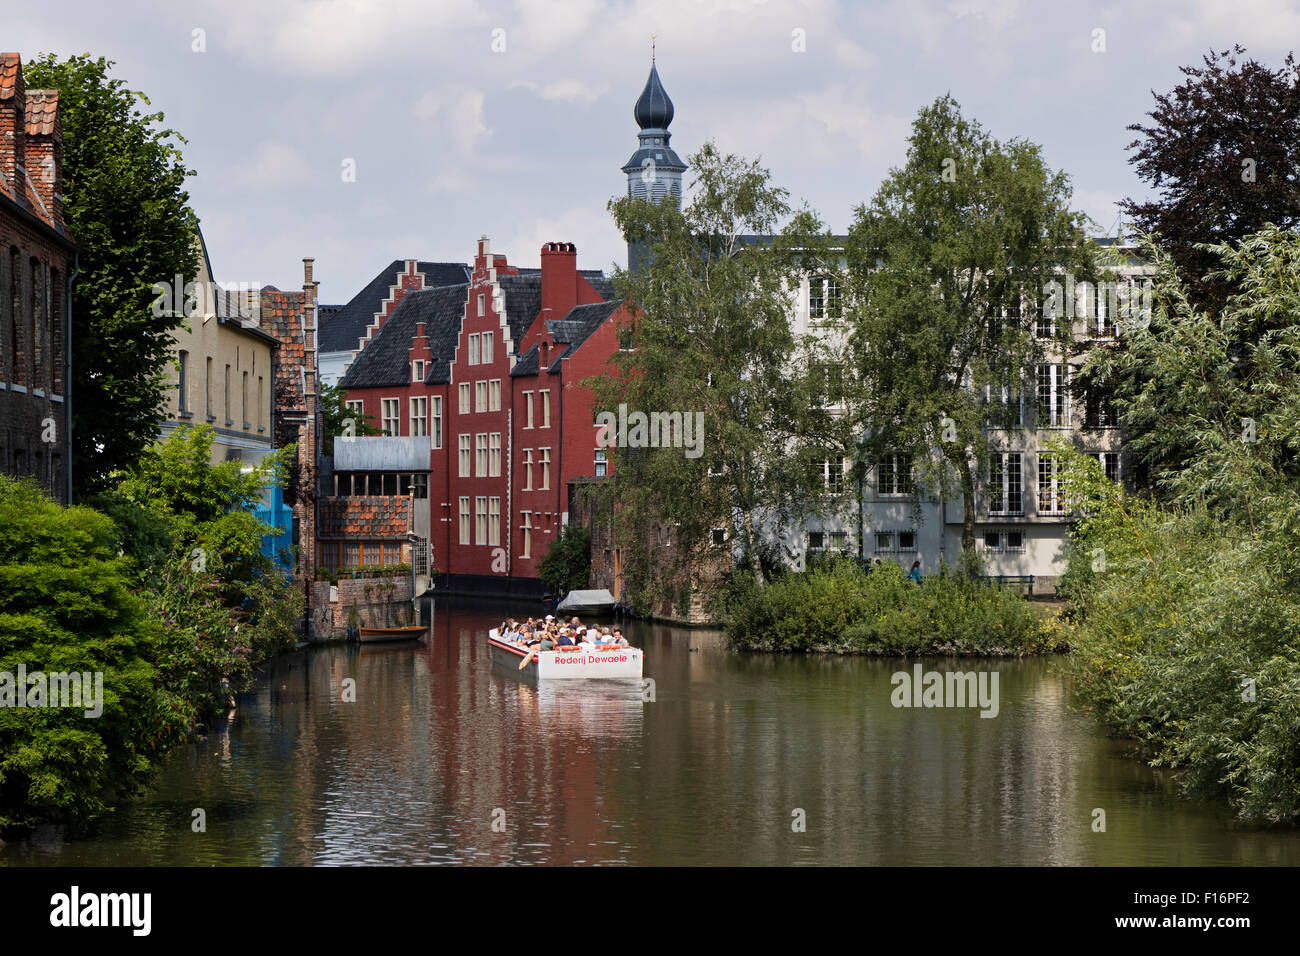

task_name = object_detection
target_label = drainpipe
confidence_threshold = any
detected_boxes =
[65,249,78,504]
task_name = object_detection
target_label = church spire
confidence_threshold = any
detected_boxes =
[621,49,688,268]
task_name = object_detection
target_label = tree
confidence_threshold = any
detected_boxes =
[537,524,591,595]
[845,96,1096,560]
[588,142,825,610]
[24,54,199,498]
[320,382,380,457]
[1122,46,1300,312]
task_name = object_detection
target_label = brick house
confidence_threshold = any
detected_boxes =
[338,237,626,595]
[0,52,76,503]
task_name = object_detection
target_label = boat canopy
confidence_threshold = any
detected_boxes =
[555,589,616,613]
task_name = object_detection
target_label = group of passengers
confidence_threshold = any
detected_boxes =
[500,615,629,651]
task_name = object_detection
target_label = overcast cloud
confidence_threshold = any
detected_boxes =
[8,0,1297,302]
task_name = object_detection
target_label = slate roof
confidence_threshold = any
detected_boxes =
[318,260,470,353]
[339,284,470,389]
[498,274,543,347]
[511,300,621,377]
[633,62,674,130]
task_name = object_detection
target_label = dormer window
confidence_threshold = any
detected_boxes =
[411,359,426,383]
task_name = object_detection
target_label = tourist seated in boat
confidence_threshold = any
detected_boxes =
[556,629,577,647]
[610,627,628,647]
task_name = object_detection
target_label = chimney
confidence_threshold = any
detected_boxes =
[0,53,27,198]
[540,241,579,321]
[24,90,62,230]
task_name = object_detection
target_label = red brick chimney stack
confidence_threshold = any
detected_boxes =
[23,89,61,228]
[0,53,27,197]
[540,241,578,322]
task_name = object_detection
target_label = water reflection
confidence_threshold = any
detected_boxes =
[2,597,1297,866]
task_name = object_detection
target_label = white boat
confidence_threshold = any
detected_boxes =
[554,588,617,614]
[488,628,643,680]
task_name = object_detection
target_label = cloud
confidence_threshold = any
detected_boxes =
[230,140,313,191]
[502,205,626,273]
[509,78,606,103]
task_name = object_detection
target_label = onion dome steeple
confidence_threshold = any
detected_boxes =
[633,62,674,130]
[621,47,686,209]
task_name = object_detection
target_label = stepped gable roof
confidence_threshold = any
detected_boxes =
[318,260,470,353]
[339,283,469,389]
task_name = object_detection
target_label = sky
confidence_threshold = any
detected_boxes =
[8,0,1300,304]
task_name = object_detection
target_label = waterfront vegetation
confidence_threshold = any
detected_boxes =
[0,426,301,834]
[724,558,1059,656]
[1058,228,1300,825]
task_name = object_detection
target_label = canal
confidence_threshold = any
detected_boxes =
[5,598,1297,866]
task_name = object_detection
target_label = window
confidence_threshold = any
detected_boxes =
[489,432,501,477]
[30,260,41,383]
[540,447,551,490]
[8,247,21,387]
[224,364,232,424]
[431,396,443,449]
[459,382,471,415]
[522,448,534,490]
[1085,391,1116,428]
[475,433,488,476]
[1036,298,1055,339]
[874,531,915,552]
[808,275,842,321]
[541,390,551,428]
[475,380,487,413]
[488,497,501,546]
[983,529,1025,553]
[594,448,607,477]
[475,496,488,545]
[812,362,844,406]
[381,398,401,436]
[177,350,189,413]
[984,380,1022,428]
[897,531,916,552]
[808,531,824,551]
[482,332,494,364]
[989,452,1023,515]
[811,454,848,494]
[1098,451,1120,483]
[524,391,534,428]
[241,371,249,426]
[521,511,533,559]
[205,357,213,419]
[489,379,501,412]
[459,497,471,545]
[711,528,727,547]
[412,359,426,382]
[468,333,481,365]
[1036,364,1070,428]
[410,396,428,436]
[258,376,265,431]
[413,474,428,499]
[1038,454,1066,514]
[876,453,914,496]
[477,293,485,317]
[458,434,471,477]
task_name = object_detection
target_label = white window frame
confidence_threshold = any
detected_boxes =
[989,451,1024,516]
[459,497,471,545]
[489,432,502,477]
[381,397,401,436]
[458,434,471,477]
[458,382,471,415]
[431,396,442,449]
[409,396,428,437]
[475,496,488,545]
[541,389,551,428]
[468,333,481,365]
[475,433,488,477]
[540,447,551,491]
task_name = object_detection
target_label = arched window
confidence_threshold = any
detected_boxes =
[9,248,22,387]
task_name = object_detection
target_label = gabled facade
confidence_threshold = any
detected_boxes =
[337,237,626,594]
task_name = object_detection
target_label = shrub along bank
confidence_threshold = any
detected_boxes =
[724,558,1058,656]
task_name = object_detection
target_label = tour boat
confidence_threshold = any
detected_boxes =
[488,628,643,679]
[358,624,427,643]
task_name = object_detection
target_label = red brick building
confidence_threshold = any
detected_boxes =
[0,52,76,503]
[338,237,626,595]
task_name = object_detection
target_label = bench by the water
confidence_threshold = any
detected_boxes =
[980,574,1035,594]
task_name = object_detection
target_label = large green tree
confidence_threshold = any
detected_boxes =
[24,54,198,498]
[1084,47,1300,493]
[589,142,825,610]
[845,95,1097,560]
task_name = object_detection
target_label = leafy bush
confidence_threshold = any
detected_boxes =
[538,525,591,595]
[725,556,1049,655]
[0,476,187,831]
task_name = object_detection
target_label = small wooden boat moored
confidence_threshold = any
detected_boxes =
[358,624,427,643]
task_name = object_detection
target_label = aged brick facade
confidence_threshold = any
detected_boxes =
[0,52,75,503]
